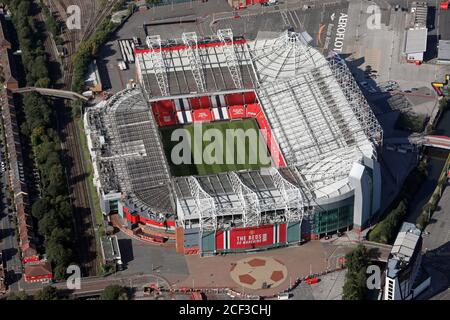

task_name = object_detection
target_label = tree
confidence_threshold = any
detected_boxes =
[342,245,371,300]
[7,291,30,300]
[345,244,370,273]
[35,286,60,300]
[99,285,129,300]
[342,269,367,300]
[31,197,50,220]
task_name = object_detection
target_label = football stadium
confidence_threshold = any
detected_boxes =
[84,29,383,255]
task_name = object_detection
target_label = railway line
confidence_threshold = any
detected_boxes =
[41,0,118,277]
[34,0,122,277]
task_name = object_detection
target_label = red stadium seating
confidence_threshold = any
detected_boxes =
[188,96,213,110]
[256,111,286,167]
[189,97,202,110]
[192,109,213,122]
[229,105,246,119]
[158,112,177,126]
[243,91,257,104]
[225,93,245,106]
[152,100,176,113]
[246,103,261,117]
[199,96,212,109]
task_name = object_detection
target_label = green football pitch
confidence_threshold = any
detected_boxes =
[160,118,271,176]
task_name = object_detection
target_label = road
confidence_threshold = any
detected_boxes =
[21,272,172,298]
[418,181,450,299]
[0,140,23,292]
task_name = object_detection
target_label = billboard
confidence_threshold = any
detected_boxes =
[216,224,286,251]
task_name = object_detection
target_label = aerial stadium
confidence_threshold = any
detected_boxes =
[84,29,383,255]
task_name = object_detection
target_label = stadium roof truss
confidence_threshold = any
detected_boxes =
[249,31,382,199]
[145,35,169,96]
[182,32,207,93]
[136,29,256,97]
[217,29,244,89]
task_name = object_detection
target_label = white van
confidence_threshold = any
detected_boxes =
[277,293,290,300]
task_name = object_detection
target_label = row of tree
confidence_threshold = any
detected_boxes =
[39,1,60,37]
[8,0,50,87]
[342,244,371,300]
[20,93,75,280]
[7,285,129,300]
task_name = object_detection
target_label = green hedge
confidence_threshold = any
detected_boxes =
[368,159,427,244]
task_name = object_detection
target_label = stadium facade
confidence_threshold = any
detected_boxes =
[84,29,383,255]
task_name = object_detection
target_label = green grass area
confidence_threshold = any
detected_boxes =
[160,119,271,176]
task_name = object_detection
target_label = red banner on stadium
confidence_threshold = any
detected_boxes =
[193,109,213,122]
[216,224,286,251]
[231,225,274,249]
[246,103,261,118]
[229,105,246,119]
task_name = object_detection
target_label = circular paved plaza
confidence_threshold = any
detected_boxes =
[230,256,288,290]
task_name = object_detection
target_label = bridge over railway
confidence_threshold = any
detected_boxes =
[385,135,450,151]
[12,87,88,102]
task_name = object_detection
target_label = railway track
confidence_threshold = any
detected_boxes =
[41,0,122,277]
[43,0,106,277]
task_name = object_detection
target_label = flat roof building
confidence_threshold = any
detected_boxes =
[410,2,428,28]
[384,222,430,300]
[438,40,450,65]
[100,235,122,267]
[404,27,428,63]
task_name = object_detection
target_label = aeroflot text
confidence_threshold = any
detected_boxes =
[333,13,348,52]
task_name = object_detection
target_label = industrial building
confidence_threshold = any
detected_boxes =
[84,29,383,255]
